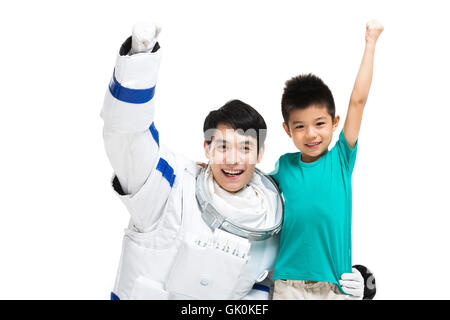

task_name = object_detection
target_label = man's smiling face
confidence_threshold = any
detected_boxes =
[204,123,264,193]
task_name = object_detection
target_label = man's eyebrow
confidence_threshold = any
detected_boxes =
[214,138,255,146]
[239,140,255,146]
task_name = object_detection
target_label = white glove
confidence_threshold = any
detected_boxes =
[339,268,364,299]
[129,22,161,55]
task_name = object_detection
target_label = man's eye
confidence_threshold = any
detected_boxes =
[217,145,227,150]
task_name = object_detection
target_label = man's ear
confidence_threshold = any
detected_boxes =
[203,141,211,160]
[282,122,292,138]
[257,144,265,164]
[332,115,340,132]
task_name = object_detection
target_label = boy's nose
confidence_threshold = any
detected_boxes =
[306,127,317,139]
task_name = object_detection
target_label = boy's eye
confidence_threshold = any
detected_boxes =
[316,122,325,126]
[295,125,304,129]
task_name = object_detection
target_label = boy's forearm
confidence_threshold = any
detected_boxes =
[349,41,377,108]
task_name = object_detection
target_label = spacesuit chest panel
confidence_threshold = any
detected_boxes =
[163,168,246,299]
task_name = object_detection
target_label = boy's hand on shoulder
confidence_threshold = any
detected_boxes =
[365,20,384,44]
[196,161,207,168]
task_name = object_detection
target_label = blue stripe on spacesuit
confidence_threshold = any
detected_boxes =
[109,69,156,104]
[156,158,176,187]
[110,292,120,300]
[252,284,270,293]
[149,122,159,147]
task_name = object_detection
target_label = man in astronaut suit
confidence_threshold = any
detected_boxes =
[101,22,367,300]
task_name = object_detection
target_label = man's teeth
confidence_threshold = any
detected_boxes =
[222,169,244,176]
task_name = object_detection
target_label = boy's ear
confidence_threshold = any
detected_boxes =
[257,144,265,164]
[282,122,292,138]
[203,141,211,160]
[332,115,340,131]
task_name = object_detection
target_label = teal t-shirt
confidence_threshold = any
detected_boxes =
[270,130,358,293]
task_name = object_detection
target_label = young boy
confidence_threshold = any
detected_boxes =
[270,20,384,299]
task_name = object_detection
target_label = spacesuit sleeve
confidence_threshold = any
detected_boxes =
[101,38,178,231]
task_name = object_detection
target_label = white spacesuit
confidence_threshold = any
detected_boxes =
[101,23,365,300]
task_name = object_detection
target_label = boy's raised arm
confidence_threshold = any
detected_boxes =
[343,20,384,148]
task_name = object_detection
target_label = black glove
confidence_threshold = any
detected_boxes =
[352,264,376,300]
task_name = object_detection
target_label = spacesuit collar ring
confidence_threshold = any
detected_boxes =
[195,166,284,241]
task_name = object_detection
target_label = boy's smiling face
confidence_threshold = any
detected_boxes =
[283,104,340,163]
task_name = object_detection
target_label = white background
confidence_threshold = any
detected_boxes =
[0,0,449,299]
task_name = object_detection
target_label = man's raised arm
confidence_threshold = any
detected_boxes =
[101,23,177,231]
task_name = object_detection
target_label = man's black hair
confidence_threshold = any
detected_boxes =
[281,73,335,126]
[203,99,267,152]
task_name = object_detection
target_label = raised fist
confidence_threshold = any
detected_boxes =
[365,20,384,43]
[130,22,161,54]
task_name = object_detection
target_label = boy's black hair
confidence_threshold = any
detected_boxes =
[203,99,267,152]
[281,74,335,126]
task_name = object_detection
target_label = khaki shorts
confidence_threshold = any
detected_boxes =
[272,279,352,300]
